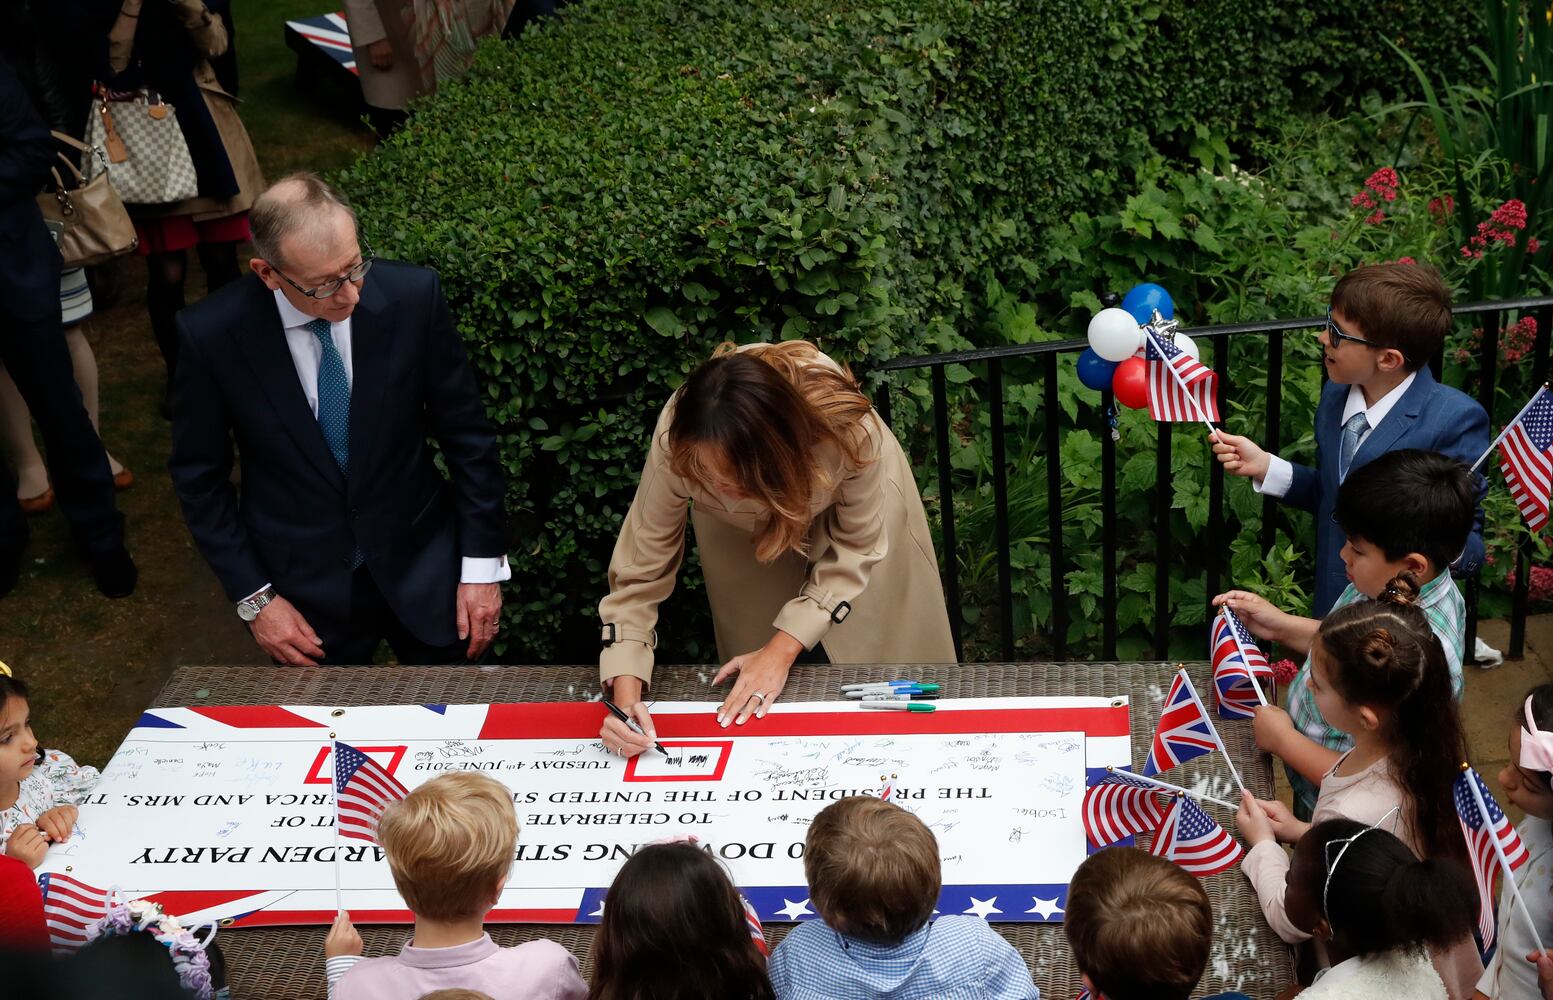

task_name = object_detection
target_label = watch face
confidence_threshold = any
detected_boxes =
[237,602,258,622]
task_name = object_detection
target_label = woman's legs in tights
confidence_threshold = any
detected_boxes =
[145,249,187,378]
[62,326,124,477]
[196,241,241,294]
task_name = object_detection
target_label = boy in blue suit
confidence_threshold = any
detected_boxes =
[1211,262,1488,618]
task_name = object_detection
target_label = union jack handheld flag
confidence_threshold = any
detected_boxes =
[38,872,110,952]
[1496,386,1553,532]
[1211,605,1272,719]
[1142,672,1218,776]
[333,741,409,844]
[1455,766,1529,950]
[1083,770,1168,847]
[1149,795,1243,876]
[1144,322,1220,424]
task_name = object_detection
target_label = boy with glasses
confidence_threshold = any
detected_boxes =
[1211,262,1488,617]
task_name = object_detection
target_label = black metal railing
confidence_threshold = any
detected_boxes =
[870,294,1553,664]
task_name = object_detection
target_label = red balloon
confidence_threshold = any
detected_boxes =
[1112,357,1149,409]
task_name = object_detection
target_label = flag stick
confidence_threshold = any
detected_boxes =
[1463,763,1546,955]
[1105,765,1237,809]
[1472,384,1550,474]
[1176,665,1247,796]
[330,739,344,915]
[1142,322,1222,443]
[1221,605,1269,706]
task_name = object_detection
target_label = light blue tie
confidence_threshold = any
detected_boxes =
[307,318,351,477]
[1338,410,1369,482]
[306,318,363,569]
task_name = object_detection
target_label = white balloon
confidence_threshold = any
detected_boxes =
[1087,308,1144,362]
[1175,332,1200,361]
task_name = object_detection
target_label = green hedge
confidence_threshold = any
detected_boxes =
[339,0,1483,661]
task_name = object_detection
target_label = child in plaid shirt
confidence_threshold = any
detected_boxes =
[1213,449,1474,818]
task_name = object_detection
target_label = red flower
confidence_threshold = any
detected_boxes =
[1393,256,1417,265]
[1427,196,1455,220]
[1365,210,1386,225]
[1272,659,1299,685]
[1460,200,1530,257]
[1530,237,1542,254]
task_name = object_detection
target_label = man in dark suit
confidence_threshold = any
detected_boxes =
[169,174,506,664]
[0,59,135,598]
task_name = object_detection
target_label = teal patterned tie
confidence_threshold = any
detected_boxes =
[1337,410,1369,482]
[307,318,350,477]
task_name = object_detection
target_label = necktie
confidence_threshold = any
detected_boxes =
[306,318,350,477]
[1338,410,1369,482]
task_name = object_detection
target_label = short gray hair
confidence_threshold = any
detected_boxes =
[250,172,359,268]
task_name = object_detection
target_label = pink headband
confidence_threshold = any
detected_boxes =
[1520,696,1553,774]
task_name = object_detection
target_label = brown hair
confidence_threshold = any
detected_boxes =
[668,341,875,562]
[803,797,940,944]
[1316,573,1468,862]
[1064,847,1212,1000]
[588,842,774,1000]
[1331,262,1453,371]
[376,772,517,922]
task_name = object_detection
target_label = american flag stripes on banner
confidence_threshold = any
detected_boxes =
[334,741,409,843]
[1142,672,1218,776]
[1144,327,1221,424]
[1211,605,1273,720]
[1455,766,1528,950]
[1499,387,1553,533]
[1149,795,1243,876]
[1083,771,1167,847]
[742,895,769,955]
[38,872,110,952]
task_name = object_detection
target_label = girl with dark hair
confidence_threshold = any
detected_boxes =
[588,842,774,1000]
[1473,683,1553,998]
[1236,573,1483,994]
[0,667,98,869]
[1283,817,1476,998]
[597,341,954,753]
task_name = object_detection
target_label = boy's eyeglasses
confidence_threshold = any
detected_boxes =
[1323,310,1374,349]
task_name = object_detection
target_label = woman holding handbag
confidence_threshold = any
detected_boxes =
[0,0,133,515]
[101,0,264,386]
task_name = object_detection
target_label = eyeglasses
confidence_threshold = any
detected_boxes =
[1323,310,1374,349]
[270,241,376,299]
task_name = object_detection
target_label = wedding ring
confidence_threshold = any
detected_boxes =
[751,691,766,703]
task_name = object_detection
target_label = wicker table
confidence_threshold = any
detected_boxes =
[151,662,1295,999]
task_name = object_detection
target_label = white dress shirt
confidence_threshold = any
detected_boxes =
[243,291,509,601]
[1255,372,1417,497]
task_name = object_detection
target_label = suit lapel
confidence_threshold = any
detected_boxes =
[1351,367,1434,470]
[345,273,391,496]
[237,282,348,494]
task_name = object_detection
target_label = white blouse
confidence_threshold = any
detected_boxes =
[0,749,100,846]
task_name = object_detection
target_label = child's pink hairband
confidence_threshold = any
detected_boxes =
[1520,696,1553,773]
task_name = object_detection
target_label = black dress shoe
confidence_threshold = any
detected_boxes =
[90,547,137,598]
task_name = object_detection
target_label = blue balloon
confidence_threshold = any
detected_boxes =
[1076,348,1118,391]
[1121,283,1175,324]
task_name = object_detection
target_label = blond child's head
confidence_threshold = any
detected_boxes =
[1064,847,1212,1000]
[377,772,517,921]
[803,796,940,945]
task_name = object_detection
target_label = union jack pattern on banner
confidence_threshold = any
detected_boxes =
[1499,387,1553,533]
[1145,327,1220,423]
[1083,771,1167,847]
[1455,766,1528,949]
[284,13,359,75]
[1211,606,1273,719]
[1149,796,1243,876]
[334,741,408,843]
[39,872,111,952]
[1142,672,1217,776]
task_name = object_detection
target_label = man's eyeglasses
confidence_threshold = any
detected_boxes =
[271,241,376,299]
[1323,310,1373,349]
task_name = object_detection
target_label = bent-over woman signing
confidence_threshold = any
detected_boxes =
[597,341,955,756]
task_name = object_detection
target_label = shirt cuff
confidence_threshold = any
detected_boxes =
[325,954,363,997]
[772,585,844,651]
[1253,454,1293,498]
[239,582,272,604]
[460,555,511,584]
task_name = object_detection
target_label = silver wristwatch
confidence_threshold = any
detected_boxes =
[236,586,277,622]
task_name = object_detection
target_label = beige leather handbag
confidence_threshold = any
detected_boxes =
[36,132,138,268]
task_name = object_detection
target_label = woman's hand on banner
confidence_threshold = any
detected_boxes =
[714,631,803,726]
[600,676,657,758]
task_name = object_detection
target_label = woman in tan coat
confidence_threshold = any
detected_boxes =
[598,341,955,755]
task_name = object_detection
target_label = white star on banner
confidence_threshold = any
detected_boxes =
[589,900,606,917]
[1025,896,1063,919]
[962,896,1002,919]
[775,898,814,920]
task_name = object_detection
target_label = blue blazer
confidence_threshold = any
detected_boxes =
[1285,366,1488,615]
[168,263,507,648]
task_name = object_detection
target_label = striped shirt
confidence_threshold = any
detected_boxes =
[1286,573,1465,815]
[768,916,1038,1000]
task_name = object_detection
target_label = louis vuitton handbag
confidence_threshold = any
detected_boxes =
[82,87,200,206]
[35,132,138,267]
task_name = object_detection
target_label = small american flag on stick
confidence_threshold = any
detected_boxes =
[1144,322,1220,424]
[38,872,110,952]
[333,741,408,843]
